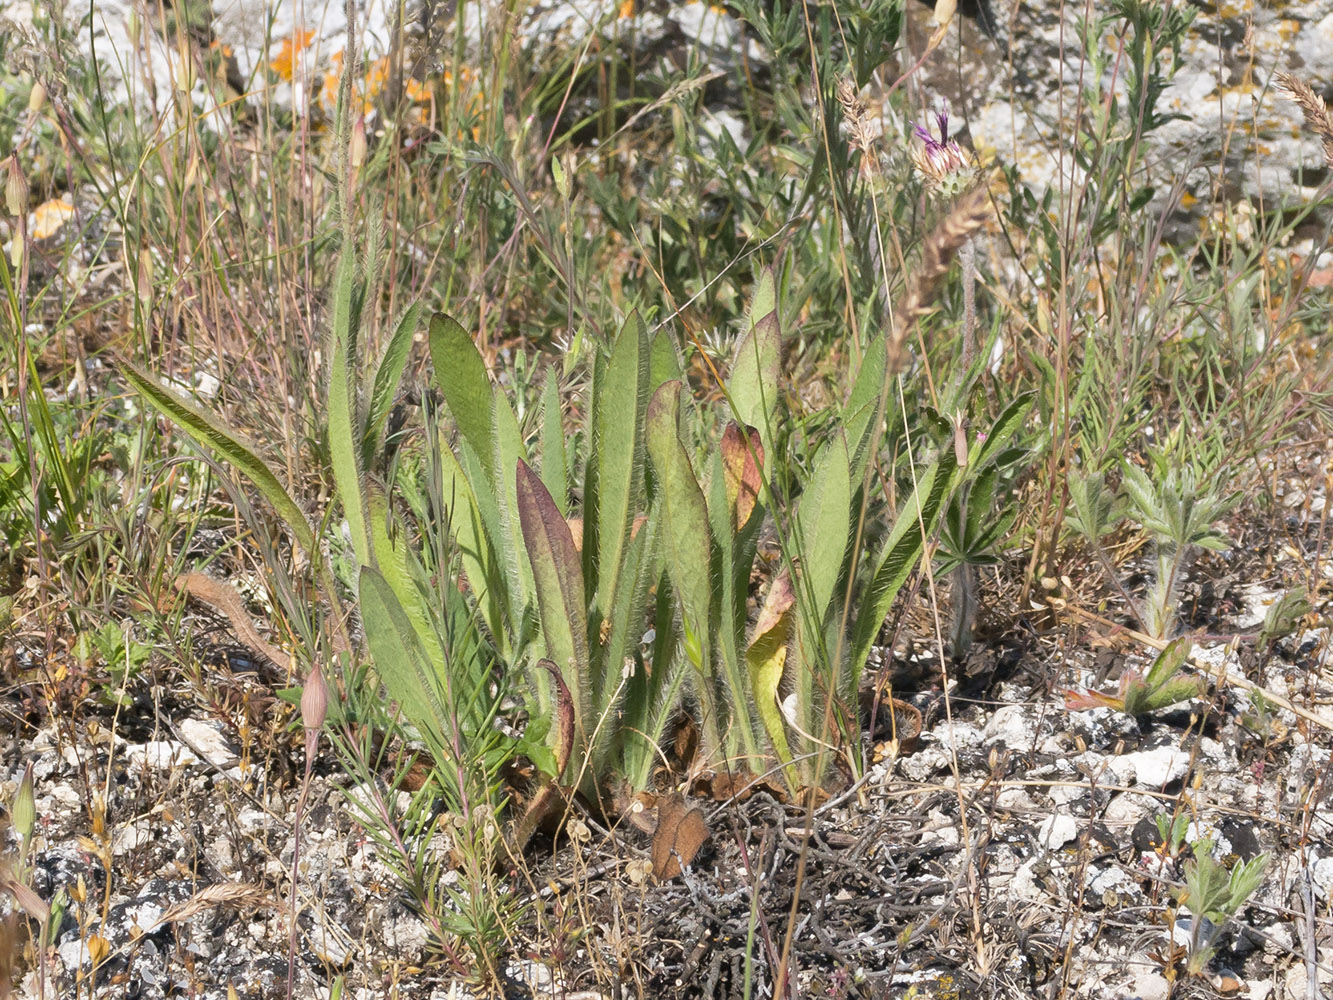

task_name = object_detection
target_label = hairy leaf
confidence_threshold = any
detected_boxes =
[593,312,650,625]
[516,459,590,744]
[746,569,797,788]
[363,301,421,466]
[114,356,316,559]
[428,314,495,481]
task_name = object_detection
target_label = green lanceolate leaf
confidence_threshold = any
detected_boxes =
[114,356,316,560]
[729,267,781,467]
[646,381,713,666]
[429,314,495,481]
[720,422,764,532]
[796,431,852,630]
[363,301,421,467]
[592,312,649,626]
[1129,675,1202,714]
[596,509,657,710]
[493,390,535,621]
[358,565,450,755]
[843,335,887,487]
[516,459,590,742]
[704,451,760,762]
[649,323,684,389]
[540,371,569,516]
[366,485,446,672]
[792,432,851,749]
[328,248,369,567]
[1144,636,1192,690]
[438,434,506,645]
[971,392,1036,470]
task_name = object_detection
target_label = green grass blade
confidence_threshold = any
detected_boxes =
[113,356,316,560]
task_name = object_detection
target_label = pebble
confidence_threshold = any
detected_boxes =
[1124,746,1191,788]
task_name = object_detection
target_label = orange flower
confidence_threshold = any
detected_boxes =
[269,30,315,82]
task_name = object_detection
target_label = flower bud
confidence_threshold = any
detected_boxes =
[13,763,34,842]
[349,117,367,171]
[300,662,328,732]
[5,156,28,217]
[137,248,153,306]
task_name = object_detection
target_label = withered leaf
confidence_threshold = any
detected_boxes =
[699,767,789,805]
[651,793,709,880]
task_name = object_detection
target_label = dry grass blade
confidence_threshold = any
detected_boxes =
[156,883,275,928]
[176,573,291,670]
[889,183,994,372]
[0,879,48,921]
[1277,72,1333,169]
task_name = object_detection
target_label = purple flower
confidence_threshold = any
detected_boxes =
[913,106,951,148]
[911,103,971,182]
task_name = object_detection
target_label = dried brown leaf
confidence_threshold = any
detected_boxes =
[651,793,709,880]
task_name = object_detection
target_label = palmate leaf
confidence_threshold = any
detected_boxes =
[113,356,316,560]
